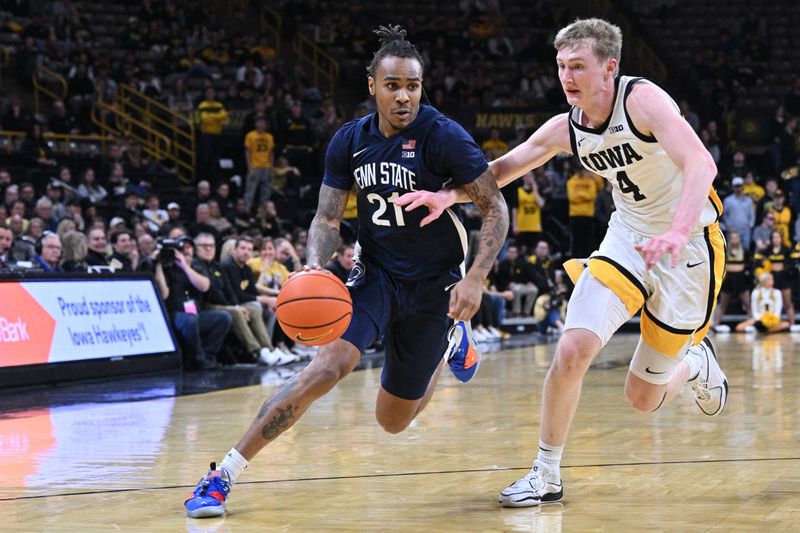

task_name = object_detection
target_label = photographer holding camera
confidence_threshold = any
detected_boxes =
[152,235,232,370]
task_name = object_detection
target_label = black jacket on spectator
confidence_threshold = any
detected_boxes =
[220,257,258,304]
[162,264,204,313]
[193,258,238,307]
[325,260,350,284]
[86,249,109,266]
[109,251,133,272]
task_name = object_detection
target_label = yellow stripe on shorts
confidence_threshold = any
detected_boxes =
[587,256,647,316]
[641,307,694,357]
[692,223,726,345]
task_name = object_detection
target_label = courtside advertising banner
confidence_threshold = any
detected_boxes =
[0,279,175,368]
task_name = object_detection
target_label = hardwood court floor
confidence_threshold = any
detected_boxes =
[2,333,799,532]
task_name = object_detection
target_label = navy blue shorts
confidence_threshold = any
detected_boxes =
[340,259,460,400]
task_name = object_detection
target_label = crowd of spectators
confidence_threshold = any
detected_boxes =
[2,0,800,372]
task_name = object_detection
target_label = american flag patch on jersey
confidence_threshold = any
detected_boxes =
[402,139,416,150]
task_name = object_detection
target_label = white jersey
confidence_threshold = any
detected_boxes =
[751,287,782,319]
[568,76,721,237]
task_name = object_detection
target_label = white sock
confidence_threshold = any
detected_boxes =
[684,346,703,381]
[219,448,248,483]
[537,440,563,478]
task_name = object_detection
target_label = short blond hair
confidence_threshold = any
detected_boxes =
[554,18,622,65]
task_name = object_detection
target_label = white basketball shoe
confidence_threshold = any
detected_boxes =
[498,460,564,507]
[687,337,728,416]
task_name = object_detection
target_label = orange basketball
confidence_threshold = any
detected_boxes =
[276,270,353,346]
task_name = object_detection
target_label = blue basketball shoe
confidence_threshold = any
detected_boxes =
[445,321,481,383]
[185,462,231,518]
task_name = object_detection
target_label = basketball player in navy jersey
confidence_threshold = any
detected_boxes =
[397,18,728,507]
[185,24,508,518]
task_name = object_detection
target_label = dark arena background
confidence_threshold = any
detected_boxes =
[1,1,799,530]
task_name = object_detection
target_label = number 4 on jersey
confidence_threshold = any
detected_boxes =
[616,170,646,201]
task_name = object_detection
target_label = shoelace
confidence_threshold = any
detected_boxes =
[691,379,711,401]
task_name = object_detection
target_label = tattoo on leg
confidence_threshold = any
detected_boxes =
[257,375,299,419]
[261,404,296,441]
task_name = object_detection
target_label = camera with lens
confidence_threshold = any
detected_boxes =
[156,236,192,268]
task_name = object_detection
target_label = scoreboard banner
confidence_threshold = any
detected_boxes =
[0,278,176,368]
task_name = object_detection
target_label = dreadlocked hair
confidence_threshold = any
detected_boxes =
[367,24,425,77]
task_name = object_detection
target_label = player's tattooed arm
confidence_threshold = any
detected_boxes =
[464,168,509,278]
[307,184,348,267]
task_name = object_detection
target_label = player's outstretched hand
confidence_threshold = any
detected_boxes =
[448,276,483,321]
[634,229,689,269]
[395,189,458,227]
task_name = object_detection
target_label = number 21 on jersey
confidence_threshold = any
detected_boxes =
[367,192,406,227]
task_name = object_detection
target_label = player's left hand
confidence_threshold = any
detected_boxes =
[448,276,483,321]
[395,189,457,227]
[635,229,689,268]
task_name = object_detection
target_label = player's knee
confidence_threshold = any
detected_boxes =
[552,336,595,377]
[624,380,664,413]
[376,415,411,434]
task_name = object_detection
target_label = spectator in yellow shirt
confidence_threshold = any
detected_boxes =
[197,87,229,180]
[243,117,275,214]
[742,171,765,203]
[481,128,509,161]
[567,166,598,257]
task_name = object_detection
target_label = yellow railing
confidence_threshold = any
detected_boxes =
[293,32,340,98]
[261,5,282,56]
[0,130,115,155]
[32,65,68,115]
[91,99,172,165]
[91,85,196,183]
[116,85,196,182]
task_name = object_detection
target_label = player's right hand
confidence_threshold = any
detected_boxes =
[395,189,457,227]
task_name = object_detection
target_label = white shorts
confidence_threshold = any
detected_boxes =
[563,220,725,383]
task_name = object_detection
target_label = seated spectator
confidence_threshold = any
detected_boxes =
[160,202,184,236]
[56,217,77,238]
[754,230,795,326]
[256,200,283,239]
[48,100,79,134]
[751,211,775,253]
[190,203,221,244]
[735,272,792,333]
[0,224,13,270]
[713,231,752,333]
[137,232,156,262]
[499,244,538,317]
[215,182,235,220]
[34,198,58,232]
[275,237,303,272]
[20,124,58,168]
[44,183,67,221]
[232,198,255,233]
[60,230,88,272]
[142,193,169,233]
[770,190,792,247]
[534,270,570,335]
[221,237,296,365]
[33,232,62,272]
[108,228,135,272]
[325,244,355,284]
[193,232,281,365]
[86,226,109,266]
[152,236,231,370]
[207,199,232,234]
[271,156,301,196]
[481,128,509,160]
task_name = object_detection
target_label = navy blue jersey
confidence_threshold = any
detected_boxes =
[323,104,488,280]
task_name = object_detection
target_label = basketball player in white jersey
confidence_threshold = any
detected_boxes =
[396,18,728,506]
